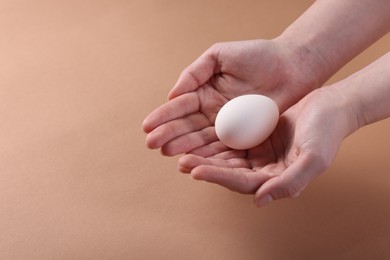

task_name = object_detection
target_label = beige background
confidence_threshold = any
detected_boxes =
[1,1,389,259]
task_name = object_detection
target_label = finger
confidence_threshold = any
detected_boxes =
[161,126,218,156]
[178,154,250,173]
[143,92,200,133]
[254,153,325,207]
[188,141,230,157]
[168,45,220,100]
[145,112,211,149]
[190,165,268,194]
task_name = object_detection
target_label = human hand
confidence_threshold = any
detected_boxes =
[178,86,359,207]
[143,39,323,156]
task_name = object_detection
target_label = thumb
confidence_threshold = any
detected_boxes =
[168,45,221,100]
[254,153,326,207]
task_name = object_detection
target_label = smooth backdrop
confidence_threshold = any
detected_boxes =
[1,1,389,259]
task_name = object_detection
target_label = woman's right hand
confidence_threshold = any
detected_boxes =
[143,39,324,156]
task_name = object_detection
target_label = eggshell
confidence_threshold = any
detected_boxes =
[215,94,279,150]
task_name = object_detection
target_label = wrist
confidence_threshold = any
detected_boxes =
[275,0,390,90]
[331,52,390,130]
[272,36,332,92]
[326,83,363,137]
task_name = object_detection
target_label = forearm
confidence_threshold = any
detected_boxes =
[338,52,390,131]
[277,0,390,86]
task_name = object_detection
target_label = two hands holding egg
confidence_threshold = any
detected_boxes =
[143,40,349,207]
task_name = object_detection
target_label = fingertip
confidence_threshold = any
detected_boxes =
[167,87,179,100]
[160,143,184,158]
[178,164,191,174]
[254,176,280,202]
[254,194,273,208]
[142,117,152,133]
[178,153,195,165]
[160,146,175,157]
[177,154,192,173]
[189,165,208,180]
[167,73,194,100]
[144,135,157,150]
[145,129,166,150]
[142,111,160,134]
[168,48,219,100]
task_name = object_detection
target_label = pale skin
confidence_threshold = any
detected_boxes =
[143,0,390,207]
[180,52,390,207]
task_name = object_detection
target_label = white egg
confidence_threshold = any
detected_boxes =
[215,94,279,150]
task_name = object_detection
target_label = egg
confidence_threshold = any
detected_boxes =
[214,94,279,150]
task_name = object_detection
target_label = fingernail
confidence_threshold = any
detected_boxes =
[255,194,273,207]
